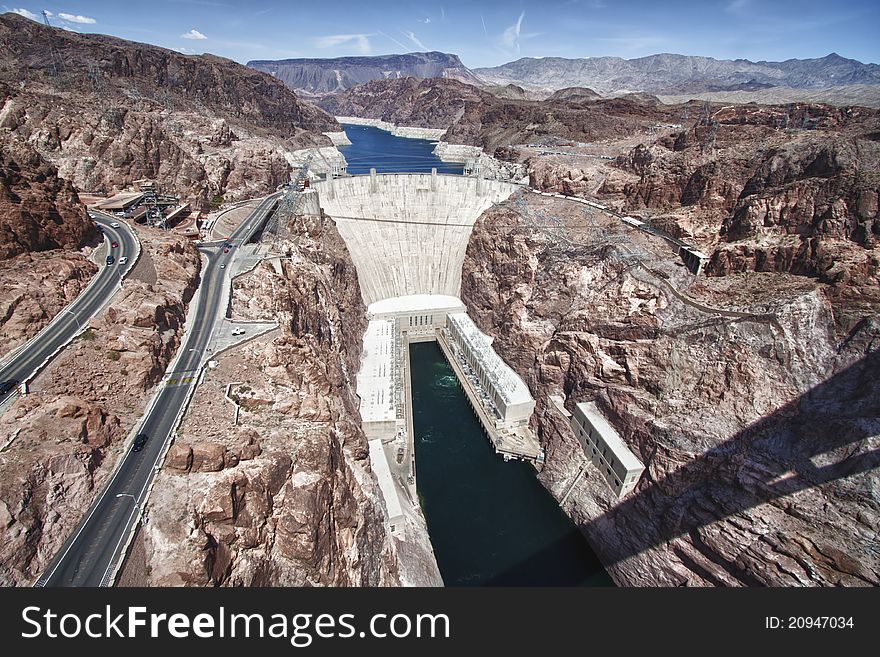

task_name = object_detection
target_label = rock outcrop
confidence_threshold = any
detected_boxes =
[0,133,99,352]
[249,52,481,94]
[460,193,879,586]
[140,216,416,586]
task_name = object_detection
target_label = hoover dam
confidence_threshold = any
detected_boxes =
[311,135,607,584]
[316,171,516,305]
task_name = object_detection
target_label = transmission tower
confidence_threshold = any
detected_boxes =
[701,120,719,155]
[261,155,314,252]
[41,11,67,83]
[87,62,105,96]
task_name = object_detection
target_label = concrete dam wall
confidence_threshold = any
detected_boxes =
[313,173,517,305]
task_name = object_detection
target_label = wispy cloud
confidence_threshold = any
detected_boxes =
[181,28,208,40]
[58,12,96,24]
[314,33,372,55]
[418,16,431,24]
[10,8,40,20]
[404,30,428,50]
[501,11,525,53]
[480,14,487,36]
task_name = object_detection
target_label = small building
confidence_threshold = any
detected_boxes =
[445,312,534,428]
[570,401,644,498]
[357,319,399,440]
[368,439,405,539]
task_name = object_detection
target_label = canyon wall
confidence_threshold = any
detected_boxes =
[140,215,432,585]
[460,194,879,586]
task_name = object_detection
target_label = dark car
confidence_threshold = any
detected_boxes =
[133,433,148,452]
[223,247,229,253]
[106,255,115,265]
[0,379,20,395]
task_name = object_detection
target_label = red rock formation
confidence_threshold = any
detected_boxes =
[460,195,879,586]
[140,218,420,586]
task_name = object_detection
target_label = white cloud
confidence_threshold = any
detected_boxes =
[314,33,372,55]
[10,8,40,20]
[58,12,96,24]
[725,0,750,14]
[404,30,427,51]
[418,17,431,24]
[181,29,208,40]
[501,11,525,53]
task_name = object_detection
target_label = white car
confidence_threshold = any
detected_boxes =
[110,222,120,228]
[231,327,245,336]
[219,263,226,269]
[118,256,128,265]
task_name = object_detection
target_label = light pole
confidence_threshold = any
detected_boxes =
[116,493,143,524]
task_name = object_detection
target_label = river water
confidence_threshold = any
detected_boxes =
[339,123,611,586]
[410,343,612,586]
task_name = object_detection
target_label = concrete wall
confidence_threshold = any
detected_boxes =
[314,173,516,305]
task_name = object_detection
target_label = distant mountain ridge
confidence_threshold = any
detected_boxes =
[473,53,880,95]
[248,51,481,93]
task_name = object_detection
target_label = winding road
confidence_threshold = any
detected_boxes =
[36,194,279,587]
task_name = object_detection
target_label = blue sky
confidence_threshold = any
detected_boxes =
[4,0,879,66]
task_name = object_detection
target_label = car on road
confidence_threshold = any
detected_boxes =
[219,263,226,269]
[133,434,148,452]
[111,241,119,248]
[119,256,128,265]
[95,224,103,232]
[231,327,245,336]
[106,255,115,265]
[0,379,20,395]
[110,222,120,228]
[223,247,229,253]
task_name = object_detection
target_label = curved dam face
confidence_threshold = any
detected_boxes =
[313,173,517,306]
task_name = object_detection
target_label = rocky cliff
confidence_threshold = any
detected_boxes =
[594,103,880,284]
[249,51,481,94]
[320,77,673,154]
[0,13,339,210]
[0,229,201,585]
[139,216,423,586]
[460,193,879,586]
[0,133,99,352]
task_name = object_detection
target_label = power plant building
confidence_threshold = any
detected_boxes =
[444,312,535,428]
[570,401,644,498]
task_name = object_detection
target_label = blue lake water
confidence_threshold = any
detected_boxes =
[339,123,465,175]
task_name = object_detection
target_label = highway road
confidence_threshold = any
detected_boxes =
[0,213,138,402]
[36,194,279,587]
